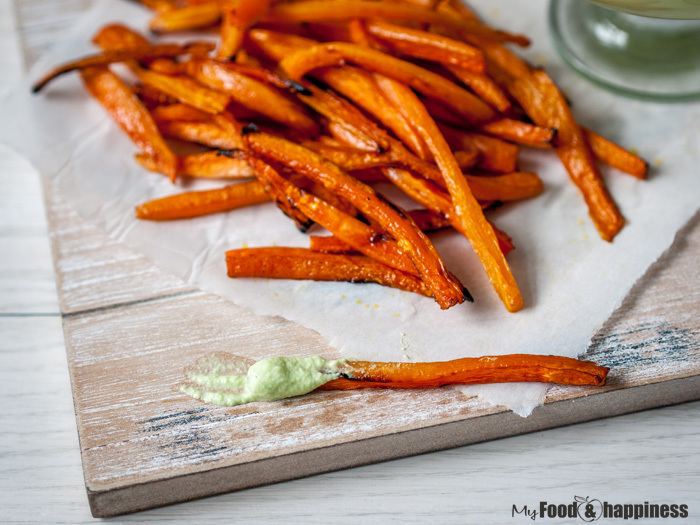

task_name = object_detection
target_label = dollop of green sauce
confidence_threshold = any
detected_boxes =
[181,354,346,407]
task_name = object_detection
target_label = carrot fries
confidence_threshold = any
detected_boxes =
[34,1,646,320]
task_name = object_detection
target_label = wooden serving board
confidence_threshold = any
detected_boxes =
[15,0,700,518]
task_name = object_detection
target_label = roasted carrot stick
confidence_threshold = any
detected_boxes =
[92,23,150,50]
[218,0,270,60]
[526,70,625,241]
[80,67,177,180]
[265,1,530,47]
[364,20,485,73]
[376,78,523,312]
[454,148,480,170]
[584,128,648,179]
[280,42,495,124]
[446,66,511,113]
[226,247,432,297]
[157,120,243,149]
[135,181,269,220]
[149,2,222,33]
[245,132,468,308]
[180,150,254,179]
[319,354,609,389]
[250,158,417,275]
[32,44,204,93]
[186,58,318,134]
[151,102,211,122]
[481,118,557,149]
[131,65,230,114]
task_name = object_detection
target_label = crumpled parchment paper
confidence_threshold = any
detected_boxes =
[2,0,699,416]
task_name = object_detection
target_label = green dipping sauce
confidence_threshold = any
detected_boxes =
[181,354,346,407]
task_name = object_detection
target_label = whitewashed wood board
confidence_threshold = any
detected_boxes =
[14,0,700,517]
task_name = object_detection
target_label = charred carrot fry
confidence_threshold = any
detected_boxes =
[265,1,530,47]
[446,67,511,113]
[226,247,432,297]
[319,355,609,389]
[376,78,523,312]
[246,132,468,308]
[481,118,557,149]
[364,20,485,73]
[218,0,270,60]
[131,66,230,114]
[135,181,269,220]
[584,128,648,179]
[251,158,417,275]
[280,42,495,124]
[186,58,318,134]
[149,2,222,33]
[180,150,254,179]
[80,67,177,180]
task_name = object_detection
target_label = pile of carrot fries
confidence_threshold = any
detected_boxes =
[34,0,648,313]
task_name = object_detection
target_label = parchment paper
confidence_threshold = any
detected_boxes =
[3,0,699,416]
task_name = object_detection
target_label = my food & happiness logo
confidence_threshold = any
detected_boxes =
[512,496,689,521]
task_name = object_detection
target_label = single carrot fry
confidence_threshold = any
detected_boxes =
[446,66,511,113]
[186,58,318,134]
[319,355,609,389]
[364,20,485,73]
[181,150,254,179]
[158,120,243,149]
[250,158,417,275]
[135,181,269,220]
[526,70,624,241]
[148,58,185,75]
[32,44,203,93]
[226,247,432,297]
[376,78,523,312]
[302,142,396,171]
[439,125,519,173]
[80,67,177,180]
[265,1,530,47]
[481,118,557,149]
[92,23,150,50]
[246,132,468,308]
[584,128,648,179]
[149,2,222,33]
[151,102,211,122]
[466,172,544,201]
[280,42,495,124]
[218,0,270,60]
[131,66,230,114]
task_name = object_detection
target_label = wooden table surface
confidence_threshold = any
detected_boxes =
[1,1,698,522]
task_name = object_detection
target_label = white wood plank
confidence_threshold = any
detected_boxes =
[1,318,698,524]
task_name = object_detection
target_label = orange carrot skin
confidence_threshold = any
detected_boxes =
[180,151,254,179]
[584,128,648,179]
[80,67,178,180]
[226,247,432,297]
[481,118,557,149]
[319,354,609,389]
[136,181,269,221]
